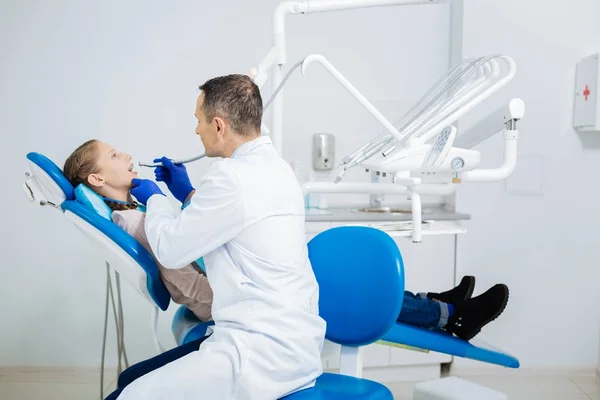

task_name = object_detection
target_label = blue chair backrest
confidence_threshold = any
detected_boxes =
[25,152,170,311]
[307,226,405,347]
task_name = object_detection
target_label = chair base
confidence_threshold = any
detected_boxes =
[281,373,393,399]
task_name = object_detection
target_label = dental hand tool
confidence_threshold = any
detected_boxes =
[139,153,206,168]
[153,157,195,204]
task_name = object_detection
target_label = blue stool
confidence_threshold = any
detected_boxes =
[172,226,399,399]
[282,226,404,399]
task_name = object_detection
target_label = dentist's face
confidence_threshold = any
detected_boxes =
[195,92,224,157]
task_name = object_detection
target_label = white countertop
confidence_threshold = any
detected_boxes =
[304,207,471,222]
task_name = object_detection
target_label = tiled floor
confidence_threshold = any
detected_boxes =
[386,370,600,400]
[0,370,598,399]
[0,371,117,400]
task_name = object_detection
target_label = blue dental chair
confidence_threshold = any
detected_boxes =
[24,152,518,399]
[23,152,215,352]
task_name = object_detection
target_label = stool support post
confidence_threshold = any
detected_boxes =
[339,345,364,378]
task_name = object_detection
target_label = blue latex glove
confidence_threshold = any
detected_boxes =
[153,156,195,204]
[130,178,165,206]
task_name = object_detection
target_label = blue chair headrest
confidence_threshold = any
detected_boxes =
[26,152,75,201]
[74,184,113,220]
[26,152,113,219]
[308,226,405,347]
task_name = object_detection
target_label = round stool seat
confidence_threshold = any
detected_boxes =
[280,373,393,400]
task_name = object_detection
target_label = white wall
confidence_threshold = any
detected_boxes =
[453,0,600,369]
[0,0,450,366]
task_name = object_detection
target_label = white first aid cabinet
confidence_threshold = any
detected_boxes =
[574,53,600,132]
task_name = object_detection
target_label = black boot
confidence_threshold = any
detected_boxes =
[445,284,509,341]
[427,276,476,304]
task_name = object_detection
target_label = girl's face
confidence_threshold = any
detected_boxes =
[87,141,138,193]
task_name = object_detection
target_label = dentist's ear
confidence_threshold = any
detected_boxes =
[214,116,226,139]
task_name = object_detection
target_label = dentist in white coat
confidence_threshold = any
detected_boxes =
[110,74,326,400]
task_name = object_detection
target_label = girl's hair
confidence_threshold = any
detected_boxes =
[63,139,100,188]
[63,139,139,212]
[103,199,139,212]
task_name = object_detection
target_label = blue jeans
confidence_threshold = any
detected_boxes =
[397,291,450,329]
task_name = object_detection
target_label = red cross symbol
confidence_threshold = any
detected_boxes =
[583,85,591,101]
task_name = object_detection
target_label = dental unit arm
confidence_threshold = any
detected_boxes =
[287,53,524,242]
[251,48,525,242]
[454,98,524,149]
[259,0,450,155]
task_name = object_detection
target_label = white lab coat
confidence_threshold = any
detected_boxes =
[118,136,326,400]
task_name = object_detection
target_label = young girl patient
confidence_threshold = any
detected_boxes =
[63,139,213,321]
[63,139,509,341]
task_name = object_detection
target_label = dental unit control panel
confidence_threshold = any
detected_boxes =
[360,125,481,183]
[423,126,457,169]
